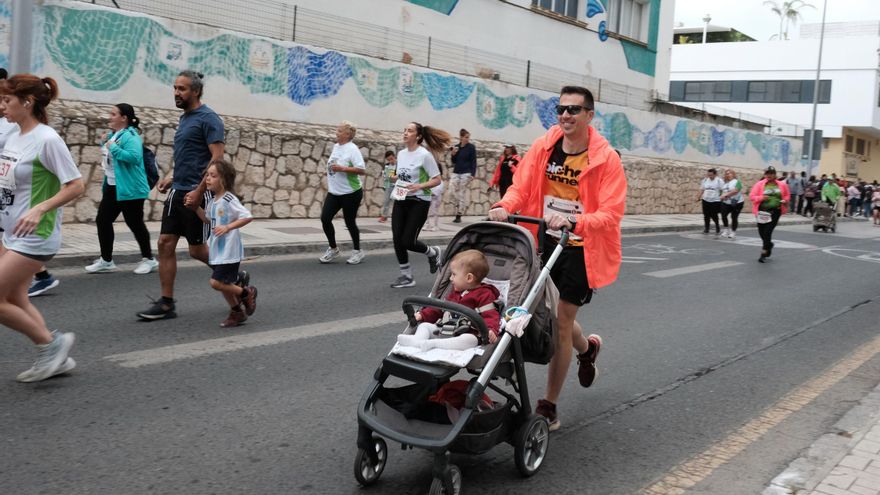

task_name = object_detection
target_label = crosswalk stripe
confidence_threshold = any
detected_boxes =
[643,261,743,278]
[104,311,402,368]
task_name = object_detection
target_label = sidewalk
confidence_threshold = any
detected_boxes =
[56,212,817,268]
[765,383,880,495]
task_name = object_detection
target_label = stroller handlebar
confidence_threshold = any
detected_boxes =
[502,214,569,251]
[402,296,492,345]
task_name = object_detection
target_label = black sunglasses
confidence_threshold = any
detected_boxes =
[555,104,591,116]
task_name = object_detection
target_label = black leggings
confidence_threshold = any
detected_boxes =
[321,189,363,250]
[96,185,152,261]
[720,202,743,231]
[392,198,430,264]
[702,200,721,232]
[756,208,782,253]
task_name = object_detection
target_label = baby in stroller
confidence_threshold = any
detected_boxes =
[396,249,501,350]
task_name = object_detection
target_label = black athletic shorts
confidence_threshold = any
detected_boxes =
[211,262,240,284]
[542,236,593,306]
[160,189,207,245]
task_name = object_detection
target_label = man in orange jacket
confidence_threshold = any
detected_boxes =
[489,86,626,431]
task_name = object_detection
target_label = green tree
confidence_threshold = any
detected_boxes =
[764,0,815,40]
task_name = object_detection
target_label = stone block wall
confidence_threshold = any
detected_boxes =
[51,100,765,224]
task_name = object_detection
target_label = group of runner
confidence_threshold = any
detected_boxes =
[0,70,624,432]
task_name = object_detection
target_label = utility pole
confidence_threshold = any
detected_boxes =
[805,0,827,178]
[702,14,711,43]
[9,0,33,73]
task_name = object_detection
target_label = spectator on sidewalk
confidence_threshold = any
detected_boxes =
[821,177,842,215]
[861,181,873,218]
[378,150,396,223]
[489,144,520,198]
[846,180,861,217]
[750,166,790,263]
[803,175,818,217]
[0,74,83,382]
[137,70,226,321]
[319,121,367,265]
[84,104,157,275]
[490,85,625,431]
[388,122,448,288]
[449,128,476,223]
[719,169,744,239]
[698,168,723,235]
[423,162,444,231]
[786,171,803,214]
[872,186,880,226]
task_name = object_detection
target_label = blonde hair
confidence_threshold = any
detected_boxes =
[451,249,489,282]
[339,120,357,139]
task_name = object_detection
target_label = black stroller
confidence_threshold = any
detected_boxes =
[354,216,565,494]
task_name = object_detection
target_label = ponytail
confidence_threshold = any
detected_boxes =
[3,74,60,124]
[411,122,451,155]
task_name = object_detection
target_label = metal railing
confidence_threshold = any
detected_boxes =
[79,0,802,129]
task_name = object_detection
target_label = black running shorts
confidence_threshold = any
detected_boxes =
[542,236,593,306]
[160,189,207,245]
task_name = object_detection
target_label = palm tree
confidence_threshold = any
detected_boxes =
[764,0,815,40]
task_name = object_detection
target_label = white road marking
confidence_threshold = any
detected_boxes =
[644,261,744,278]
[105,311,403,368]
[624,256,669,261]
[823,248,880,263]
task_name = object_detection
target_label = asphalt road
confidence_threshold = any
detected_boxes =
[2,219,880,494]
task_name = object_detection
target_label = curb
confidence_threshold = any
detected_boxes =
[763,382,880,495]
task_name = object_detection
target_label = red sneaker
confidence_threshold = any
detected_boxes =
[242,286,258,316]
[577,334,602,388]
[535,399,560,431]
[221,307,247,327]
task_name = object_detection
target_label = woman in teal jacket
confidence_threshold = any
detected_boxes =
[85,104,158,275]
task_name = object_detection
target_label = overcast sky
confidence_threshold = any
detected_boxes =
[674,0,880,41]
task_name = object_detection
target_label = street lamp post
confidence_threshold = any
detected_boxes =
[805,0,827,178]
[702,14,711,43]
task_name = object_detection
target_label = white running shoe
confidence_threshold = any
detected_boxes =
[319,247,340,263]
[85,258,117,273]
[729,231,736,239]
[16,357,76,382]
[346,250,366,265]
[17,331,75,383]
[133,257,159,275]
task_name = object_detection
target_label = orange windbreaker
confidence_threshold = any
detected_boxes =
[494,125,627,289]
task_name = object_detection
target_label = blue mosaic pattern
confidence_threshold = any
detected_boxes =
[530,95,560,130]
[422,72,474,110]
[287,46,351,105]
[586,0,605,18]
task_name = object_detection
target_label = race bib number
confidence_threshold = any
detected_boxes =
[391,180,412,201]
[544,195,583,241]
[0,149,20,190]
[756,211,773,224]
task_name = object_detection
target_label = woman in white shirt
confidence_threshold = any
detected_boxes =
[698,168,724,235]
[719,169,744,239]
[389,122,450,288]
[318,121,367,265]
[0,74,84,382]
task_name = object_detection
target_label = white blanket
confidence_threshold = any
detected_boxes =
[390,343,477,368]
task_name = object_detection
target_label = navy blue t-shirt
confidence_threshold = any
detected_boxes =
[172,105,225,191]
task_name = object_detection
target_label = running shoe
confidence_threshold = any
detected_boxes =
[17,357,76,382]
[427,246,441,274]
[137,297,177,320]
[390,275,415,288]
[577,334,602,388]
[133,258,159,275]
[319,247,340,263]
[221,307,248,327]
[85,258,117,273]
[347,250,366,265]
[242,286,258,316]
[16,331,75,383]
[535,399,560,432]
[28,276,59,297]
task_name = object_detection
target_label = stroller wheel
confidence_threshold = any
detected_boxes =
[353,437,387,486]
[428,464,462,495]
[813,225,819,232]
[514,414,550,477]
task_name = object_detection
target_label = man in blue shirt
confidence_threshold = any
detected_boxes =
[138,70,226,320]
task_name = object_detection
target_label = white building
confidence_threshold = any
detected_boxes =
[669,21,880,180]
